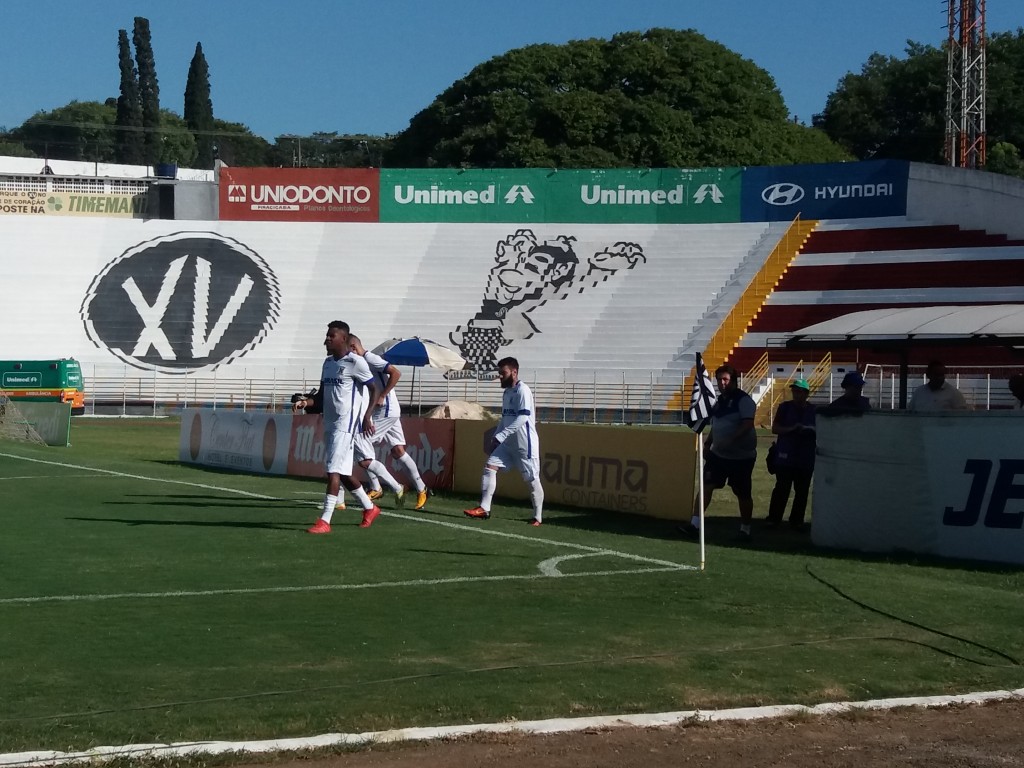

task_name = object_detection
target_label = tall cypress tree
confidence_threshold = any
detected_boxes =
[133,16,161,166]
[115,29,144,165]
[184,42,215,169]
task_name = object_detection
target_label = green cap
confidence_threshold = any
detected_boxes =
[790,378,810,391]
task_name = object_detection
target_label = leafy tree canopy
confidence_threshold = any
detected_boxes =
[266,132,392,168]
[386,28,850,168]
[815,30,1024,177]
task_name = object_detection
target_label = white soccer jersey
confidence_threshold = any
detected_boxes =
[493,380,539,458]
[321,353,373,433]
[362,350,401,418]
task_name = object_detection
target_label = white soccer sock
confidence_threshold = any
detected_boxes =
[352,486,374,510]
[480,467,497,511]
[366,460,401,492]
[396,452,427,492]
[366,473,382,493]
[529,477,544,522]
[690,514,701,529]
[322,494,338,524]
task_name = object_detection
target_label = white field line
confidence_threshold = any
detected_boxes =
[0,452,694,607]
[0,475,100,481]
[3,689,1023,768]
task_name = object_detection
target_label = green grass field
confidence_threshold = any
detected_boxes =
[2,418,1023,755]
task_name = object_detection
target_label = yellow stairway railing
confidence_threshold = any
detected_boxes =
[670,215,818,412]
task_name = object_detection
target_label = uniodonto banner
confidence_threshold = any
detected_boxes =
[1,190,148,218]
[218,167,380,222]
[812,410,1024,566]
[378,168,742,223]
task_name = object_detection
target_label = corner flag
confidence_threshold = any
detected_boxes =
[685,352,717,433]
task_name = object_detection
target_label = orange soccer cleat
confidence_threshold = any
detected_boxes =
[463,506,490,520]
[359,505,381,528]
[415,489,429,511]
[307,519,331,535]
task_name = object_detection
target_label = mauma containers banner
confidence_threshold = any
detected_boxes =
[219,167,379,222]
[380,168,742,223]
[741,160,909,221]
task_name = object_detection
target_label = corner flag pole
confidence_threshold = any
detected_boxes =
[697,430,706,571]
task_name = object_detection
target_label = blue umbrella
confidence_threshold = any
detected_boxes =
[371,337,467,371]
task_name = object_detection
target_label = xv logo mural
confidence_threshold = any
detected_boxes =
[81,232,280,373]
[448,229,646,374]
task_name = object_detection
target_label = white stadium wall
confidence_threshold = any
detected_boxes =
[907,164,1024,240]
[0,216,768,402]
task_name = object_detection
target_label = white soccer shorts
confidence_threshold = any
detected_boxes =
[370,415,407,450]
[487,440,541,483]
[324,427,357,475]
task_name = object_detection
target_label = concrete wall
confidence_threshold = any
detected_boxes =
[907,163,1024,239]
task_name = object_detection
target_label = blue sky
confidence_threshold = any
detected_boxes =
[3,1,1021,142]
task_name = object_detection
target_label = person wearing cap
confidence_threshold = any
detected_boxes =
[765,378,817,529]
[909,360,970,412]
[819,370,871,416]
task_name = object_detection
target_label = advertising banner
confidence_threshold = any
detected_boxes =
[219,167,379,222]
[453,421,696,519]
[380,168,741,223]
[179,409,292,475]
[13,401,71,446]
[741,160,909,221]
[286,414,455,490]
[812,411,1024,566]
[1,190,147,218]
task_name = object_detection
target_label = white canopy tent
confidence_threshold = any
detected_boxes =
[784,304,1024,407]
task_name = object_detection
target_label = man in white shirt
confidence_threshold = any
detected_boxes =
[347,335,430,510]
[909,361,970,412]
[464,356,544,526]
[303,321,383,534]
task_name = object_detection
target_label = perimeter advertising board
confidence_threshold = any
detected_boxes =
[1,190,148,218]
[380,168,741,223]
[219,167,379,222]
[741,160,909,221]
[453,420,696,519]
[179,410,455,490]
[812,411,1024,566]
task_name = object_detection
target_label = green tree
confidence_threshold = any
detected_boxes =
[157,109,198,167]
[10,101,118,162]
[184,42,215,169]
[211,119,271,166]
[133,16,161,166]
[386,28,849,168]
[115,28,145,165]
[266,132,392,167]
[815,30,1024,175]
[814,44,946,163]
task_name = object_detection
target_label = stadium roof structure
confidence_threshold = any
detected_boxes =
[784,304,1024,407]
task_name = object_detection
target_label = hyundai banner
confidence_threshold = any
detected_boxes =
[741,160,909,221]
[219,167,379,222]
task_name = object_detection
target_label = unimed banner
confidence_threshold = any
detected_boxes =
[453,421,696,519]
[219,167,379,222]
[380,168,741,223]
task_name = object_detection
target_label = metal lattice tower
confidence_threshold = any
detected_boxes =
[944,0,987,168]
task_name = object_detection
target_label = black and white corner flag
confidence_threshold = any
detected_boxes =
[685,352,717,433]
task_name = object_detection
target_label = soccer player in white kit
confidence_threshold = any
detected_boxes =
[347,334,430,510]
[306,321,383,534]
[464,356,544,526]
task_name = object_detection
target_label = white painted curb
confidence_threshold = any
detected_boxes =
[3,688,1023,767]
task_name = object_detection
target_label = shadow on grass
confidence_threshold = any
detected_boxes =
[65,516,302,530]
